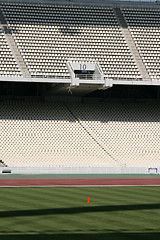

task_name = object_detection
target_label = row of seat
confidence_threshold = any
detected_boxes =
[1,3,159,81]
[122,8,160,81]
[0,24,21,76]
[1,100,160,168]
[1,3,141,79]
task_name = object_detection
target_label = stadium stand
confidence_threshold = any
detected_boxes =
[1,100,160,168]
[0,100,120,168]
[0,2,159,82]
[0,2,141,80]
[0,21,21,77]
[122,8,160,81]
[0,0,160,172]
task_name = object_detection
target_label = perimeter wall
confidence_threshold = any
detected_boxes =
[0,167,159,174]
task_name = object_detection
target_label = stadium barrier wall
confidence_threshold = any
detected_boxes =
[0,0,160,9]
[0,167,159,174]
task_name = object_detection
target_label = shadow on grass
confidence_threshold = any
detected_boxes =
[0,232,160,240]
[0,203,160,218]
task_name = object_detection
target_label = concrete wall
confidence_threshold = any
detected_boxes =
[0,167,158,174]
[0,0,159,9]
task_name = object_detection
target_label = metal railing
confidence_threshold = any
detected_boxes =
[107,76,153,81]
[75,74,102,80]
[31,74,70,79]
[106,76,142,81]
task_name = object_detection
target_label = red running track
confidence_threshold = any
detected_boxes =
[0,178,160,186]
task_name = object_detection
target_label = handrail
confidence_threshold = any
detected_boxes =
[30,74,153,81]
[31,74,70,79]
[75,74,102,80]
[105,76,152,81]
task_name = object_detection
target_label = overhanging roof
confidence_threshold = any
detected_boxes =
[1,76,160,86]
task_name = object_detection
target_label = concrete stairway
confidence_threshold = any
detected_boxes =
[0,7,31,78]
[114,8,150,81]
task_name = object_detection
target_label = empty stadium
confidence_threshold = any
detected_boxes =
[1,0,160,239]
[0,0,160,174]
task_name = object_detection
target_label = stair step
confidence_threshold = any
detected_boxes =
[0,8,31,78]
[114,8,150,81]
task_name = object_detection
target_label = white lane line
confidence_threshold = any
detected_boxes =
[0,184,160,187]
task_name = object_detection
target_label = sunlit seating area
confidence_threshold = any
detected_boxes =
[1,100,160,168]
[122,8,160,81]
[0,25,21,77]
[1,2,141,80]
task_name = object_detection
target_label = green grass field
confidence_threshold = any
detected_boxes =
[0,186,160,240]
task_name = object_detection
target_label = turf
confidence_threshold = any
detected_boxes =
[0,187,160,239]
